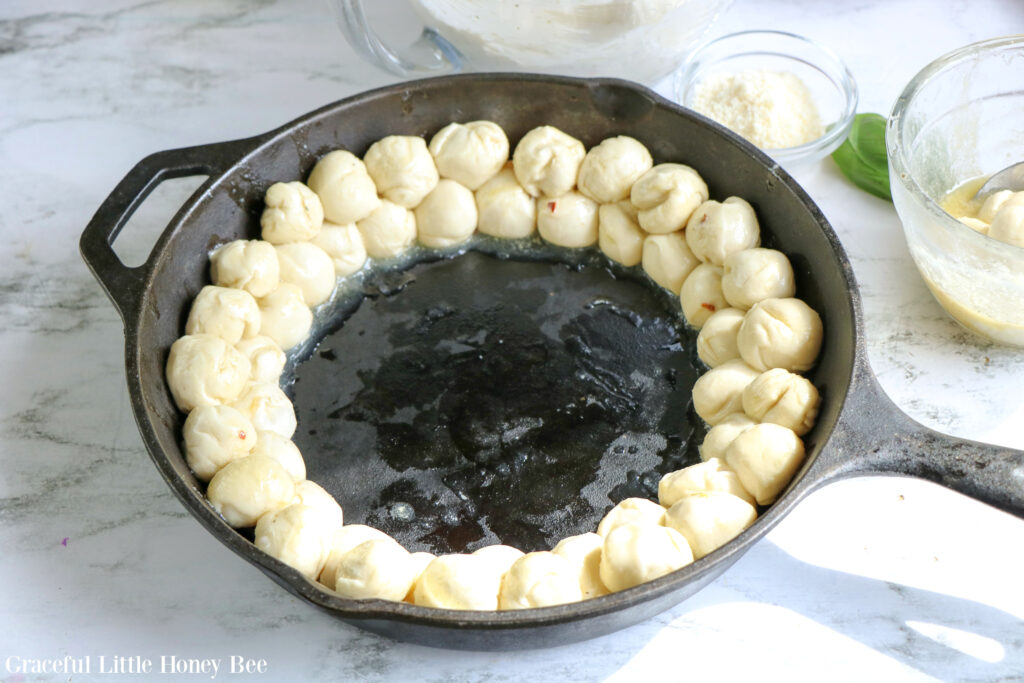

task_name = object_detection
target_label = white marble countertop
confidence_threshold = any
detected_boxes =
[3,0,1024,680]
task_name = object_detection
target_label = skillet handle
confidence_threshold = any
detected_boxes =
[79,140,250,323]
[821,358,1024,518]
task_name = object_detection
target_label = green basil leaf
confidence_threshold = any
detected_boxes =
[831,112,892,201]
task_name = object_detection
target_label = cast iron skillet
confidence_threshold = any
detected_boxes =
[80,74,1024,651]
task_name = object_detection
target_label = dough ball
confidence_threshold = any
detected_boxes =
[311,222,368,277]
[258,283,313,350]
[210,239,280,299]
[415,179,478,248]
[696,307,745,368]
[658,457,755,507]
[413,554,503,610]
[725,423,806,505]
[552,532,609,599]
[471,545,525,575]
[988,204,1024,247]
[319,525,394,590]
[404,552,438,603]
[680,263,728,329]
[274,242,336,308]
[206,454,295,528]
[537,191,599,247]
[664,491,757,559]
[512,125,586,198]
[230,382,297,439]
[429,121,509,190]
[742,368,820,436]
[596,497,667,537]
[737,298,823,372]
[166,334,251,412]
[642,232,700,293]
[691,358,760,426]
[334,538,418,601]
[721,248,796,310]
[630,163,709,234]
[599,522,693,592]
[577,136,653,203]
[978,189,1016,222]
[254,503,334,580]
[183,404,257,481]
[251,430,306,483]
[234,335,286,385]
[356,200,417,259]
[498,551,583,609]
[185,285,261,345]
[685,197,760,265]
[700,413,757,462]
[599,200,645,266]
[475,164,537,239]
[293,480,344,531]
[307,150,381,225]
[364,135,439,208]
[260,181,324,244]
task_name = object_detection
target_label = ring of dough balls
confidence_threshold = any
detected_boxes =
[700,413,757,462]
[251,430,306,483]
[598,200,645,266]
[742,368,820,436]
[363,135,439,209]
[210,239,280,299]
[691,358,760,426]
[599,522,693,592]
[685,197,760,265]
[680,263,728,329]
[333,538,420,601]
[413,554,504,610]
[274,242,336,308]
[183,404,258,482]
[234,335,287,385]
[260,181,324,245]
[642,232,700,293]
[512,125,586,198]
[415,179,478,248]
[312,222,368,277]
[166,334,251,412]
[306,150,381,225]
[356,200,417,259]
[206,454,295,528]
[552,532,609,599]
[658,457,755,507]
[537,191,599,248]
[257,283,313,351]
[725,423,806,505]
[254,503,335,580]
[498,551,583,609]
[185,285,261,345]
[475,164,537,239]
[737,297,823,373]
[429,121,509,191]
[630,163,709,234]
[721,248,796,310]
[597,497,667,537]
[577,136,653,204]
[696,307,745,368]
[664,491,757,559]
[319,525,394,590]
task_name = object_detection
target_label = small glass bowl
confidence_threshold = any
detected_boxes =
[888,35,1024,347]
[674,30,858,167]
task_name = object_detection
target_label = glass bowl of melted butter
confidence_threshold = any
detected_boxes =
[888,35,1024,347]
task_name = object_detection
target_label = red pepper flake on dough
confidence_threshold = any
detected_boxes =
[701,302,716,312]
[700,213,708,223]
[238,430,247,440]
[547,201,557,213]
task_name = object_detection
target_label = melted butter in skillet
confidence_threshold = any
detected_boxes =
[289,251,703,554]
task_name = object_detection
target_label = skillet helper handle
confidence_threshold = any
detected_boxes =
[826,360,1024,519]
[80,141,242,323]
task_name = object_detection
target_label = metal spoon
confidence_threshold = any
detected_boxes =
[974,160,1024,198]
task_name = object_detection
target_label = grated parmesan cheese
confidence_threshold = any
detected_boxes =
[692,70,823,150]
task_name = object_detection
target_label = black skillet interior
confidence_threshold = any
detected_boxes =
[93,74,859,649]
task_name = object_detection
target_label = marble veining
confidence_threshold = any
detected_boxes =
[2,0,1024,681]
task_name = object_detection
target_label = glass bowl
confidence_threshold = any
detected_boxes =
[888,35,1024,347]
[674,30,858,168]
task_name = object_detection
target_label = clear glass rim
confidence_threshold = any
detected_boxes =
[674,29,859,159]
[887,34,1024,254]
